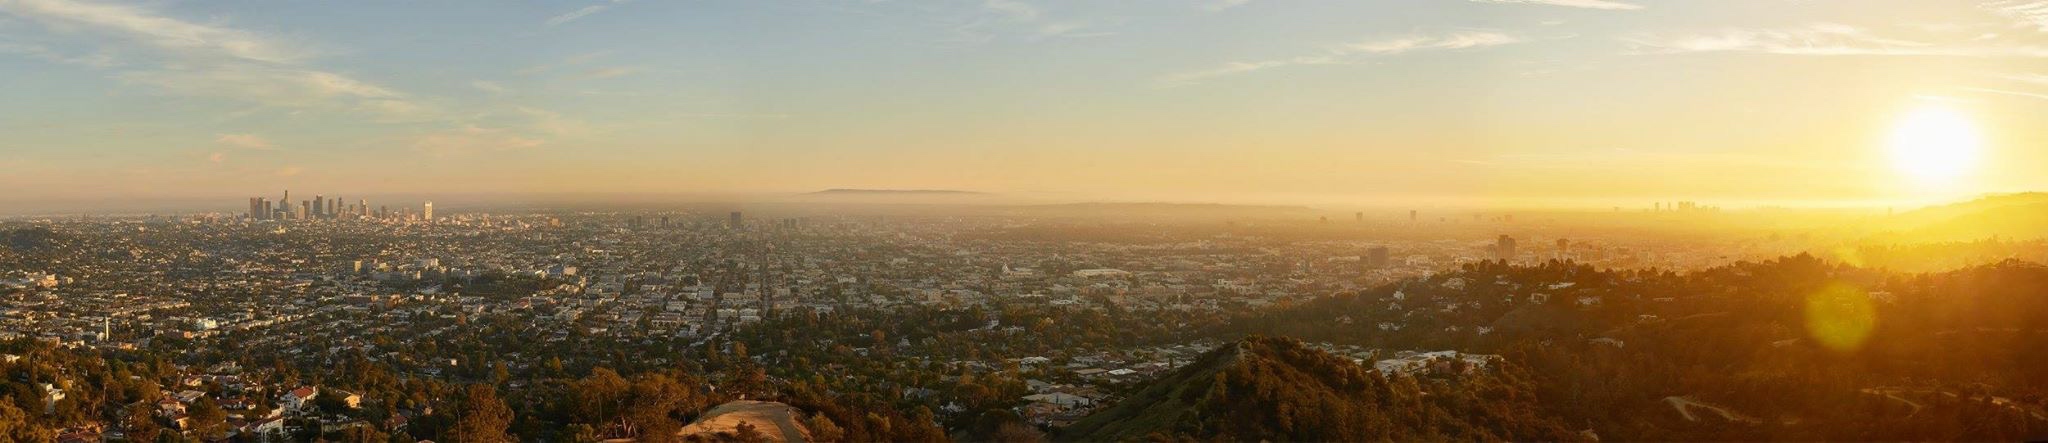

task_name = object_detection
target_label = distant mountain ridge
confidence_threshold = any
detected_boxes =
[806,189,986,195]
[1884,192,2048,241]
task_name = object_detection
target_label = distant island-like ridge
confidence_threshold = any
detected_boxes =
[806,189,986,195]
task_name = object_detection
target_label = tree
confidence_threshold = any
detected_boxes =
[734,420,768,443]
[447,385,515,443]
[806,413,845,442]
[990,421,1047,443]
[564,423,601,443]
[0,399,54,442]
[186,397,228,440]
[334,425,391,443]
[123,402,162,443]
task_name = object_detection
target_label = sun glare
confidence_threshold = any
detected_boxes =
[1888,105,1982,184]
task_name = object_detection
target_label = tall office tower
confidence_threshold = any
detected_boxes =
[298,201,310,220]
[314,195,324,218]
[379,205,388,219]
[1495,235,1517,262]
[248,198,262,219]
[1354,212,1363,222]
[729,211,742,229]
[1409,210,1418,222]
[262,200,273,220]
[358,199,367,217]
[423,201,434,222]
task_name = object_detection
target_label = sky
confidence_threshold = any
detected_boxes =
[3,0,2048,211]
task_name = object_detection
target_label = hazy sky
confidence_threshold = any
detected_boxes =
[3,0,2047,209]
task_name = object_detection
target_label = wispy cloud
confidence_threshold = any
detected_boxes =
[582,66,638,80]
[514,107,591,137]
[471,80,509,95]
[0,0,437,121]
[909,0,1117,46]
[1985,1,2048,32]
[1200,0,1254,12]
[1,0,585,159]
[0,0,303,63]
[546,0,633,27]
[207,133,275,164]
[517,51,611,76]
[0,41,120,67]
[411,125,545,157]
[982,0,1039,21]
[1622,23,2048,57]
[1994,72,2048,83]
[1959,86,2048,101]
[1470,0,1643,11]
[1158,31,1522,87]
[215,133,275,150]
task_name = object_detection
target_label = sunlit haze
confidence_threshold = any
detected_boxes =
[8,2,2048,441]
[5,0,2048,213]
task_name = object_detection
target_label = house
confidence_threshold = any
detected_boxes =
[157,398,186,416]
[1023,393,1094,408]
[281,386,318,410]
[242,417,284,436]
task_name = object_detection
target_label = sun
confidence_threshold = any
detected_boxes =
[1887,105,1982,184]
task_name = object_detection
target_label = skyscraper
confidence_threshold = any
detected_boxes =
[1494,235,1517,262]
[423,201,434,222]
[729,211,742,229]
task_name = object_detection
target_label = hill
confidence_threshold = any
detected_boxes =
[676,400,812,442]
[805,189,984,195]
[1007,202,1314,219]
[1059,335,1580,442]
[1881,192,2048,241]
[1226,256,2048,440]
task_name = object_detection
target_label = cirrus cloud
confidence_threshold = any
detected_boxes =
[1157,31,1523,87]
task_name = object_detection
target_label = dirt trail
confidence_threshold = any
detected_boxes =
[678,400,812,442]
[1860,388,1925,416]
[1662,396,1759,423]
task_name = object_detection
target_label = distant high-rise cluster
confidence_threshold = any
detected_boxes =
[1653,201,1720,213]
[243,190,434,222]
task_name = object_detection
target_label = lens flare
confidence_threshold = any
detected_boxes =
[1805,283,1878,353]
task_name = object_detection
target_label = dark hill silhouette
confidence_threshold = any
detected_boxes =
[1060,335,1580,442]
